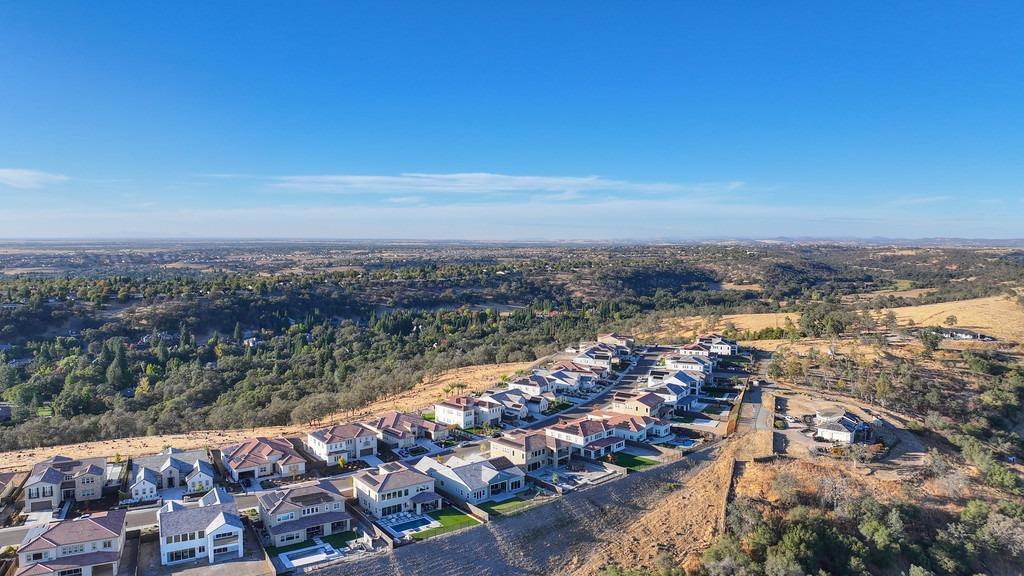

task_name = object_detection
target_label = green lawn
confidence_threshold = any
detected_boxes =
[322,530,359,548]
[612,452,660,472]
[411,508,479,540]
[421,411,435,422]
[266,539,316,556]
[36,406,53,417]
[673,416,695,423]
[478,491,539,517]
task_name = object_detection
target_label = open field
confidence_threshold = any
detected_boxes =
[0,361,533,473]
[879,294,1024,342]
[641,311,801,342]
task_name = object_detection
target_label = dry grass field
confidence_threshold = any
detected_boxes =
[641,311,801,342]
[878,294,1024,342]
[0,361,533,473]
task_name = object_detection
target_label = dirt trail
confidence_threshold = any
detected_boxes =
[0,361,532,473]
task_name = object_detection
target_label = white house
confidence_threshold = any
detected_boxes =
[17,510,126,576]
[353,462,442,519]
[414,455,527,505]
[585,412,672,443]
[544,417,625,459]
[814,408,870,444]
[697,334,739,356]
[676,342,714,358]
[481,389,550,419]
[664,354,714,374]
[306,422,378,465]
[573,343,618,372]
[158,488,244,565]
[130,448,214,500]
[507,373,557,396]
[647,369,703,401]
[220,437,307,482]
[433,395,503,430]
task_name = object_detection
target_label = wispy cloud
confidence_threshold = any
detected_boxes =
[886,195,951,207]
[269,172,745,196]
[0,168,69,189]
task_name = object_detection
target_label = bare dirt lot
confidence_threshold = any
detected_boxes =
[0,361,533,473]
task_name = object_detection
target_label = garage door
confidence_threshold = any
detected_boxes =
[30,501,52,512]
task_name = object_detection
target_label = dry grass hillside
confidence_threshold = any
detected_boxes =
[0,361,532,473]
[641,312,801,342]
[879,294,1024,342]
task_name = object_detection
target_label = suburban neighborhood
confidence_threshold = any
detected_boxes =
[0,332,874,575]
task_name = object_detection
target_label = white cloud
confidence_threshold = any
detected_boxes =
[0,169,69,189]
[270,172,744,196]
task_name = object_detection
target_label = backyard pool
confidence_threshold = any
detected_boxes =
[285,545,331,562]
[391,517,431,532]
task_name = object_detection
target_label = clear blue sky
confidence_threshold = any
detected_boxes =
[1,2,1021,239]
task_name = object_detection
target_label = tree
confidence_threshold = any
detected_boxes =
[944,315,958,327]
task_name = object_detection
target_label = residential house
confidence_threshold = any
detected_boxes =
[573,343,618,373]
[506,373,557,396]
[362,411,448,449]
[353,462,442,518]
[480,389,550,420]
[433,395,503,430]
[0,471,20,504]
[646,369,703,407]
[129,448,214,501]
[257,480,352,548]
[158,488,243,565]
[544,417,625,459]
[23,456,105,512]
[549,361,603,379]
[607,391,666,418]
[414,455,527,505]
[697,334,739,356]
[664,354,714,374]
[677,342,714,358]
[597,332,635,353]
[814,408,871,444]
[16,510,126,576]
[306,423,378,465]
[490,430,571,472]
[533,368,597,393]
[585,412,671,443]
[220,437,307,482]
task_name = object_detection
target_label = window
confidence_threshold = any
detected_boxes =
[168,548,197,563]
[103,540,112,549]
[58,569,82,576]
[60,543,85,555]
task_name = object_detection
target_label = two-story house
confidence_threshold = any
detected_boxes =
[158,488,243,565]
[607,391,667,418]
[361,411,448,449]
[544,418,625,459]
[23,455,105,512]
[257,480,352,548]
[306,423,378,465]
[597,332,635,353]
[220,437,307,482]
[489,429,571,472]
[585,412,672,443]
[479,389,550,420]
[433,395,503,430]
[647,370,703,400]
[664,354,714,374]
[16,510,126,576]
[129,448,214,501]
[353,462,441,519]
[413,455,527,505]
[697,334,739,356]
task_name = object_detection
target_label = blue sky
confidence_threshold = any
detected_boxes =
[1,2,1022,239]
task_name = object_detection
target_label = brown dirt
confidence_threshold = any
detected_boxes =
[0,361,533,473]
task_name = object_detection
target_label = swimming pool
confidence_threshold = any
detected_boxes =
[391,517,431,533]
[285,545,331,562]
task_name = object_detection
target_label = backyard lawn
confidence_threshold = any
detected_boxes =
[478,491,540,516]
[322,530,359,548]
[673,416,695,423]
[266,539,317,557]
[612,453,660,472]
[411,508,480,540]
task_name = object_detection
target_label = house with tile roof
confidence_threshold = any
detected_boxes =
[489,429,571,472]
[23,456,105,512]
[220,437,307,482]
[414,455,527,505]
[352,462,441,518]
[257,480,352,548]
[585,412,672,443]
[433,395,503,430]
[16,510,126,576]
[544,417,626,460]
[158,488,243,565]
[306,422,378,465]
[361,411,448,449]
[129,448,214,501]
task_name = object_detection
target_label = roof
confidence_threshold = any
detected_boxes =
[0,472,17,492]
[409,490,442,504]
[16,551,121,576]
[363,411,444,439]
[585,436,623,449]
[354,461,433,494]
[27,456,106,487]
[266,509,352,536]
[221,437,305,470]
[132,448,209,477]
[257,480,345,515]
[159,489,240,538]
[19,511,126,553]
[309,422,377,444]
[415,456,523,492]
[590,412,662,433]
[436,395,500,411]
[550,361,601,375]
[549,417,610,438]
[613,391,664,408]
